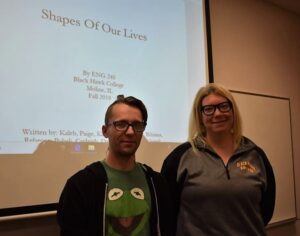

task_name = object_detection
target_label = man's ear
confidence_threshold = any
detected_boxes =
[102,125,108,138]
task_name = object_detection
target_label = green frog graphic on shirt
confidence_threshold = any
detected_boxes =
[103,162,151,236]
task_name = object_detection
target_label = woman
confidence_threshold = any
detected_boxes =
[161,83,275,236]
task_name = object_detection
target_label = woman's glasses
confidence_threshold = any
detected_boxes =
[200,101,232,116]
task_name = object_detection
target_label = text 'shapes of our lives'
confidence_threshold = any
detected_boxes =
[41,9,148,41]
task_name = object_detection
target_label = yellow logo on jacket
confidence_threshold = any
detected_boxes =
[236,161,256,173]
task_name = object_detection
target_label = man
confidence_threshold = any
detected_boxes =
[57,95,171,236]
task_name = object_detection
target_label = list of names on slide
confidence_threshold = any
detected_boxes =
[22,128,106,143]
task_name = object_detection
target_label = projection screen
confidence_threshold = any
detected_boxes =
[0,0,209,218]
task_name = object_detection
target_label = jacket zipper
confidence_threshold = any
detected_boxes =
[224,154,240,180]
[208,149,232,180]
[225,165,231,179]
[102,183,108,236]
[150,177,161,236]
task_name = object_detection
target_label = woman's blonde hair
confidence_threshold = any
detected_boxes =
[188,83,242,149]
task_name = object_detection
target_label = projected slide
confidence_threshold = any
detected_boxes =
[0,0,207,154]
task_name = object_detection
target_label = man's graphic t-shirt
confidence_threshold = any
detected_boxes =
[102,161,151,236]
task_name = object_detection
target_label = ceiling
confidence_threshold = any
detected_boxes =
[265,0,300,15]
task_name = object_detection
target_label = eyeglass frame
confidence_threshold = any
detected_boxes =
[107,120,147,132]
[200,101,232,116]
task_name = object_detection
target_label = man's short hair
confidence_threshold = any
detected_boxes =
[104,95,148,125]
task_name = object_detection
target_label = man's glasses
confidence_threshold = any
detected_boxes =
[200,101,232,116]
[108,120,146,132]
